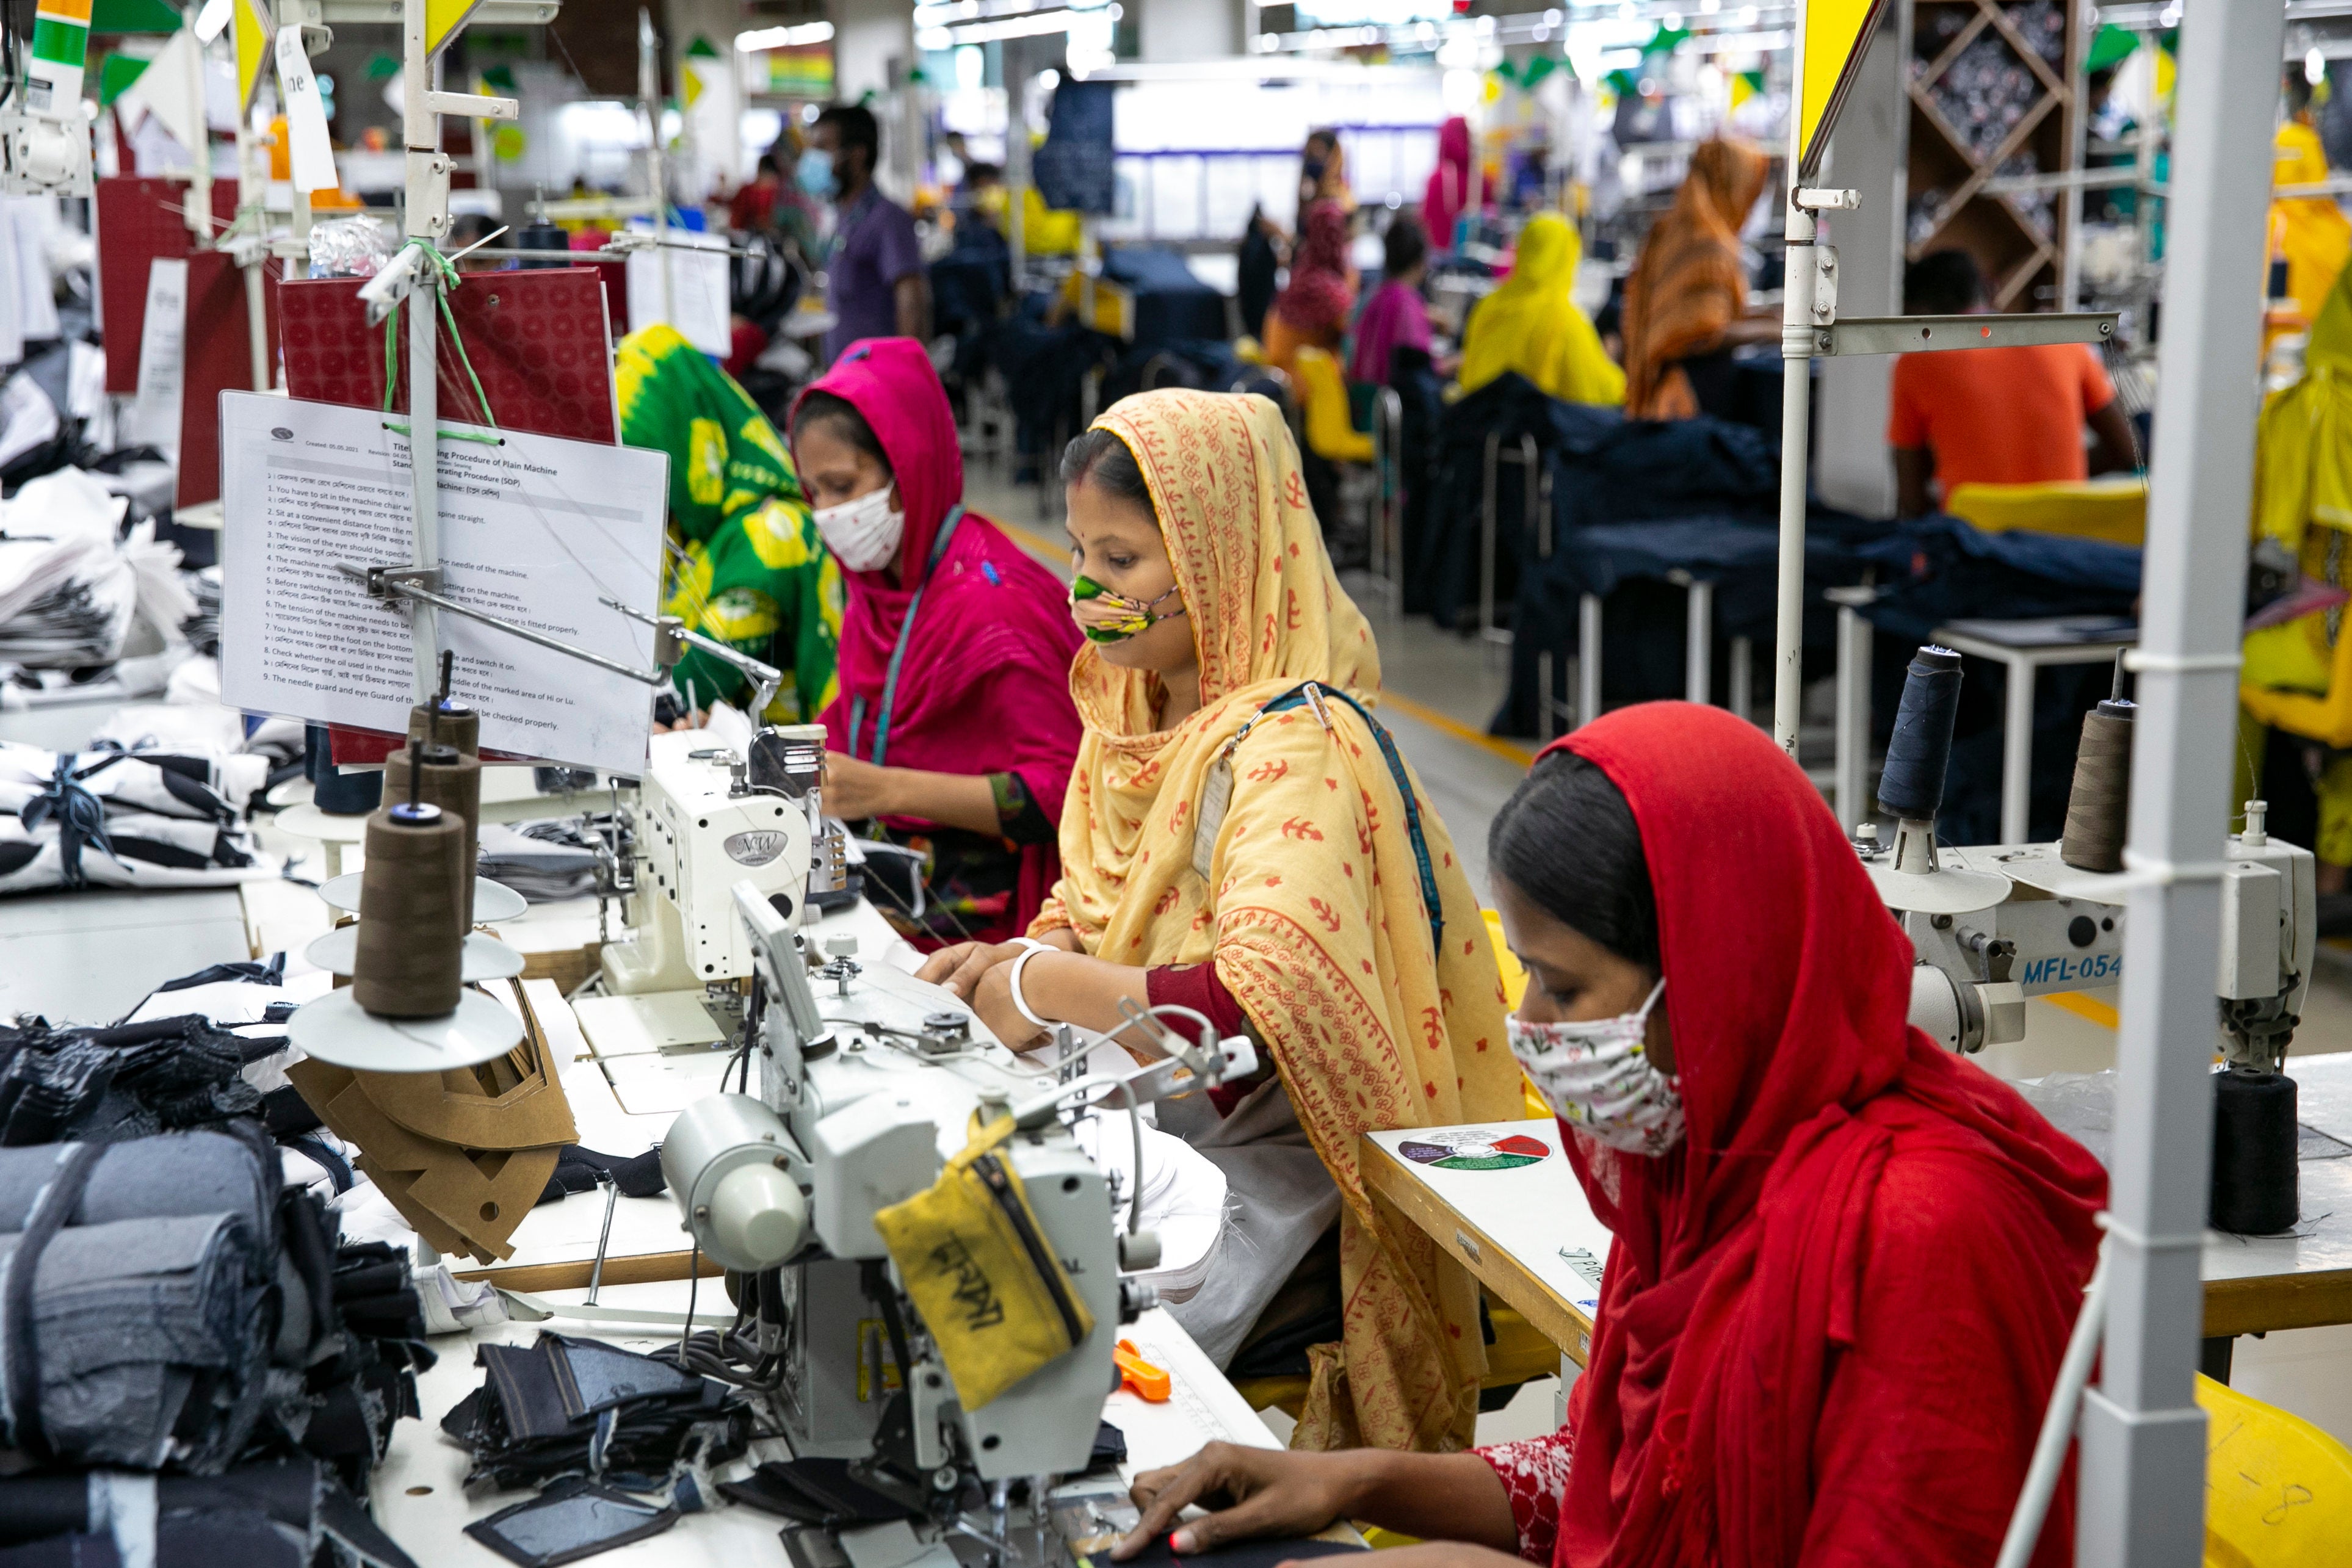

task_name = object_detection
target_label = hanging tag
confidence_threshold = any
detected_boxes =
[1193,752,1233,884]
[192,0,232,42]
[129,256,187,459]
[1300,682,1333,732]
[231,0,270,111]
[273,25,336,193]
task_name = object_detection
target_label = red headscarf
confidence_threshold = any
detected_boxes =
[1273,199,1356,336]
[1424,117,1472,252]
[794,338,1084,938]
[1538,704,2104,1567]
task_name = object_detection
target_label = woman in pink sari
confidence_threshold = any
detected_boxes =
[791,338,1084,948]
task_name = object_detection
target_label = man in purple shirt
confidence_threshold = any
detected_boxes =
[806,104,931,365]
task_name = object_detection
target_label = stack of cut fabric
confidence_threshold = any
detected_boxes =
[443,1332,750,1496]
[0,1461,418,1567]
[0,737,272,892]
[0,469,135,673]
[0,1127,426,1489]
[475,818,606,902]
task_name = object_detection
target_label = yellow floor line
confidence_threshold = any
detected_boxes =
[992,518,1069,572]
[1378,692,1537,768]
[2041,991,2121,1029]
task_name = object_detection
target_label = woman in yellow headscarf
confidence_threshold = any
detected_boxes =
[917,389,1519,1453]
[1456,212,1625,405]
[2270,75,2350,329]
[1620,139,1774,419]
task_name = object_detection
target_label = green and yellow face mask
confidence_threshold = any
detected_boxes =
[1069,576,1186,643]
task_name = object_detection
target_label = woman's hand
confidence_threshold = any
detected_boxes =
[1115,1443,1369,1559]
[823,751,898,820]
[914,939,1028,1000]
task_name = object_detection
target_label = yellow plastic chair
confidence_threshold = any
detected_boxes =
[1294,346,1377,464]
[2199,1371,2352,1566]
[1943,478,2148,547]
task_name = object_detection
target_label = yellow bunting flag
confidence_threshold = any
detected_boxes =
[1797,0,1889,176]
[233,0,271,110]
[423,0,484,58]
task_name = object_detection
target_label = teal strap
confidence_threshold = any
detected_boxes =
[1257,682,1446,958]
[850,505,964,769]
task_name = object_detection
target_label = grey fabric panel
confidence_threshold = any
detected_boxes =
[0,1133,273,1235]
[1155,1082,1341,1369]
[0,1213,272,1470]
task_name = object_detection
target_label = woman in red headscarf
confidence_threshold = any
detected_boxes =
[1261,198,1358,377]
[1424,116,1474,255]
[1111,702,2107,1567]
[791,338,1084,948]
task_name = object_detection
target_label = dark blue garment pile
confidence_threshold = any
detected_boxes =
[1413,372,1782,626]
[0,961,430,1567]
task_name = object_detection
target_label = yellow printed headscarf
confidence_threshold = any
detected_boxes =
[1458,212,1627,406]
[2242,259,2352,718]
[1033,389,1519,1452]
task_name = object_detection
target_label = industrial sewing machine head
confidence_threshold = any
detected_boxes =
[1861,644,2315,1234]
[599,725,850,995]
[657,881,1254,1552]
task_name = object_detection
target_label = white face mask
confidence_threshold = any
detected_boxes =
[812,485,903,573]
[1508,980,1682,1157]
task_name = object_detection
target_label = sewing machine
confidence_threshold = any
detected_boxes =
[1869,804,2315,1068]
[599,725,846,995]
[657,882,1252,1548]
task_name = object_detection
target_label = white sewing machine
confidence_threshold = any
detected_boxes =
[657,882,1252,1543]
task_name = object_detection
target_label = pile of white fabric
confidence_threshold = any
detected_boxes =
[0,468,188,677]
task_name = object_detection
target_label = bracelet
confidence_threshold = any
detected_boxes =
[1006,944,1057,1032]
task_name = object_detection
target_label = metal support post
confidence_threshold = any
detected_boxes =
[2077,0,2281,1561]
[1833,597,1873,828]
[1773,201,1817,756]
[1729,635,1752,722]
[1682,576,1713,705]
[1576,593,1601,729]
[401,0,446,704]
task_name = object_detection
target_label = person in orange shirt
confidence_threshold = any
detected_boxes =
[1888,250,2140,518]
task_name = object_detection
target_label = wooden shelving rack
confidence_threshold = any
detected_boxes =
[1905,0,2085,310]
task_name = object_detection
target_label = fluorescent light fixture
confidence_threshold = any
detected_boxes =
[930,7,1091,44]
[735,20,834,50]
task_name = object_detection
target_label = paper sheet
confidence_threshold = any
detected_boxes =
[624,230,730,356]
[127,256,186,458]
[216,392,668,775]
[9,199,57,344]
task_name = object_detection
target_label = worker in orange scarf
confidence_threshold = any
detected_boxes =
[1620,140,1774,420]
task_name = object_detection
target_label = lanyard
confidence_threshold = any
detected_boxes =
[849,505,964,769]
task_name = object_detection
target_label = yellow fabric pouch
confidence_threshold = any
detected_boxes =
[872,1116,1096,1411]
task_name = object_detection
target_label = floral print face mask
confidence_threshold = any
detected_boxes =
[1068,576,1186,643]
[1507,980,1682,1157]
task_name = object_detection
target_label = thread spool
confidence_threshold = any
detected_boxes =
[2211,1069,2300,1235]
[350,801,468,1018]
[1876,646,1964,822]
[385,744,483,929]
[517,220,569,269]
[405,700,479,757]
[305,724,383,817]
[2059,698,2135,870]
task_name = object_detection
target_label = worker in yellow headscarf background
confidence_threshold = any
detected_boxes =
[2271,70,2351,330]
[1456,212,1625,406]
[2240,258,2352,888]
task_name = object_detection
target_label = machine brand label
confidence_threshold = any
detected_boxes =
[724,829,789,866]
[2022,953,2123,988]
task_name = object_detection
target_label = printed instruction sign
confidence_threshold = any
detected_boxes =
[217,391,668,775]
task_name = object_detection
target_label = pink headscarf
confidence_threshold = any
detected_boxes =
[1424,117,1472,252]
[793,338,1084,937]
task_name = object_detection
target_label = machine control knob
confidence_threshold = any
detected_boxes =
[1119,1278,1160,1323]
[825,934,859,960]
[1118,1229,1162,1272]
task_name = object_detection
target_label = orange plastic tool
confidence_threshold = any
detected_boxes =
[1114,1339,1171,1402]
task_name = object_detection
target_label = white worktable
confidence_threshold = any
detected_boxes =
[371,1288,1280,1566]
[1366,1052,2352,1360]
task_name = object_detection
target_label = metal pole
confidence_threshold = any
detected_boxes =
[2077,0,2279,1559]
[1772,0,1815,757]
[402,0,444,704]
[641,10,670,326]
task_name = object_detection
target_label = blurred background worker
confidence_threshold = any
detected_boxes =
[1889,250,2141,518]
